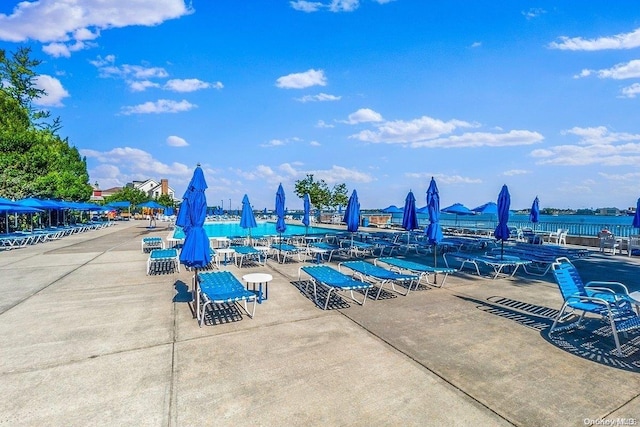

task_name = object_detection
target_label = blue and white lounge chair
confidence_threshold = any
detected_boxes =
[309,242,348,262]
[270,243,302,263]
[375,257,456,287]
[146,248,180,275]
[550,257,640,356]
[298,265,373,310]
[443,252,531,279]
[141,236,164,253]
[232,246,265,268]
[195,271,257,327]
[339,260,420,299]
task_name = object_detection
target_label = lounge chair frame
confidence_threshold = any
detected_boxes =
[298,265,372,310]
[339,260,420,299]
[195,271,257,327]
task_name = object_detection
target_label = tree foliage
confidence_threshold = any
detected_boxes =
[156,193,175,208]
[293,174,349,211]
[105,187,148,207]
[0,46,91,201]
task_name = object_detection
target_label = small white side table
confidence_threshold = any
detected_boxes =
[242,273,273,303]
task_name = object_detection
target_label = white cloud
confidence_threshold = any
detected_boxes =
[316,120,334,128]
[296,93,341,102]
[309,141,321,146]
[166,135,188,147]
[404,172,482,185]
[33,75,70,107]
[328,0,360,12]
[164,78,218,92]
[620,83,640,98]
[0,0,192,56]
[120,99,196,115]
[410,130,544,149]
[470,41,482,48]
[262,139,287,147]
[351,115,476,143]
[502,169,530,176]
[532,126,640,166]
[522,8,546,20]
[129,80,160,92]
[345,108,384,124]
[276,69,327,89]
[576,59,640,80]
[290,1,324,12]
[549,27,640,51]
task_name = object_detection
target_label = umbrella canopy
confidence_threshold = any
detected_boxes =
[494,185,511,258]
[275,184,287,234]
[633,198,640,229]
[426,177,443,245]
[240,194,257,242]
[104,201,131,209]
[302,193,311,228]
[381,205,403,214]
[472,202,498,215]
[177,165,211,269]
[137,200,165,209]
[343,189,360,233]
[401,191,419,231]
[529,196,540,224]
[441,203,473,215]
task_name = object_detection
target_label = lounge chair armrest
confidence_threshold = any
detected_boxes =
[585,281,630,295]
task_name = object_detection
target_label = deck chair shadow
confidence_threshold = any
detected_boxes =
[550,257,640,357]
[338,260,419,300]
[298,265,372,310]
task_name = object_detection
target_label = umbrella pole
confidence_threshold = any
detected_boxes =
[501,240,504,260]
[192,268,199,319]
[433,244,438,284]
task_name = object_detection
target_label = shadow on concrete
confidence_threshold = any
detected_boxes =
[456,294,640,372]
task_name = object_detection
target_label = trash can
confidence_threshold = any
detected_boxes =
[362,217,369,227]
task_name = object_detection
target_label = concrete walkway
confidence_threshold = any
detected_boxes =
[0,221,639,426]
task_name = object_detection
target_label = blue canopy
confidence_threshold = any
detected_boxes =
[104,201,131,209]
[402,191,419,231]
[240,194,257,241]
[302,193,311,229]
[16,198,63,209]
[494,185,511,258]
[343,189,360,233]
[381,205,403,214]
[275,184,287,234]
[177,165,211,269]
[633,198,640,229]
[472,202,498,215]
[529,197,540,224]
[441,203,473,215]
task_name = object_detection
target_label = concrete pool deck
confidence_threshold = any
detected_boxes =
[0,220,639,426]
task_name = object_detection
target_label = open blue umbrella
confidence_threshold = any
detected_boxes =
[275,184,287,258]
[302,193,311,235]
[633,198,640,231]
[530,196,540,226]
[494,185,511,259]
[137,200,165,209]
[426,177,443,270]
[381,205,403,214]
[472,202,498,215]
[177,165,211,308]
[240,194,257,244]
[441,202,473,225]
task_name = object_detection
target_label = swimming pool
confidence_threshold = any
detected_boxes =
[171,221,337,240]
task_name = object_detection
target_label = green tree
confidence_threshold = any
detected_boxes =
[105,187,148,207]
[156,194,175,208]
[0,46,91,200]
[329,183,348,210]
[294,174,331,210]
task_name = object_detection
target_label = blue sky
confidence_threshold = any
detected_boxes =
[2,1,640,212]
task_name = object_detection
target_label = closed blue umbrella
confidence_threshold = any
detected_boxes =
[275,184,287,258]
[494,185,511,259]
[426,177,444,272]
[633,198,640,231]
[302,193,311,234]
[240,194,257,244]
[343,189,360,248]
[530,196,540,225]
[177,165,211,306]
[402,190,418,248]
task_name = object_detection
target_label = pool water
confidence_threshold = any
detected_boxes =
[172,221,336,239]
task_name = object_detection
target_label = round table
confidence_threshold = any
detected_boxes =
[242,273,273,303]
[216,248,235,266]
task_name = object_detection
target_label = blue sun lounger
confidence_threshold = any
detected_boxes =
[141,236,164,253]
[309,242,348,262]
[375,257,457,287]
[339,260,420,299]
[298,265,372,310]
[232,246,265,268]
[443,252,531,279]
[271,243,302,263]
[146,248,180,275]
[195,271,257,327]
[550,257,640,356]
